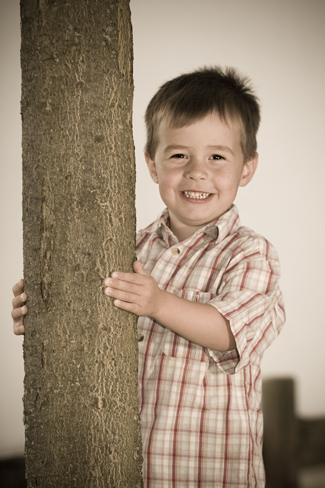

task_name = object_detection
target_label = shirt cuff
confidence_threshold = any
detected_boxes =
[207,347,239,375]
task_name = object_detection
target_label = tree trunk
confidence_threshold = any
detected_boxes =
[21,1,142,486]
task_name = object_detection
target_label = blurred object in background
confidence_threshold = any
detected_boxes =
[263,377,325,488]
[0,457,26,488]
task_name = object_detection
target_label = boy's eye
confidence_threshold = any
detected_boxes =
[171,153,186,159]
[210,154,224,160]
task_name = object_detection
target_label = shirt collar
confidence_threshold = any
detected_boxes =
[211,204,241,242]
[151,205,241,246]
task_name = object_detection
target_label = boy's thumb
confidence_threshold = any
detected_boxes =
[133,259,148,276]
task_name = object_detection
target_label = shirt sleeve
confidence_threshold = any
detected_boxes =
[207,235,285,374]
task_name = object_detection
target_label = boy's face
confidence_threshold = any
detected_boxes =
[145,112,258,241]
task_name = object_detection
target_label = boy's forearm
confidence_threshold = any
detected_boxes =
[153,289,236,352]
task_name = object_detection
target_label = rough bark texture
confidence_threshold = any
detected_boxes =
[21,0,142,486]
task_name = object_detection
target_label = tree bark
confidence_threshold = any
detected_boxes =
[21,1,142,486]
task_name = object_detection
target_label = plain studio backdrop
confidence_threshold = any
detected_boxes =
[1,0,324,458]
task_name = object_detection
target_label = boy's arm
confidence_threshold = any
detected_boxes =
[11,279,27,335]
[104,261,236,352]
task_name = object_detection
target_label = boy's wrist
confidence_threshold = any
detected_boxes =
[150,287,169,322]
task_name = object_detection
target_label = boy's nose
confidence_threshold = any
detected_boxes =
[184,159,207,180]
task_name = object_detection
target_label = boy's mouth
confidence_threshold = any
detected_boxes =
[182,191,212,200]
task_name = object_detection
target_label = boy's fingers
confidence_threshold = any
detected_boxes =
[105,282,138,303]
[11,279,26,335]
[12,293,27,310]
[11,305,27,320]
[104,272,135,288]
[106,272,144,286]
[12,279,24,297]
[109,278,140,293]
[111,271,137,283]
[113,299,139,315]
[13,322,25,336]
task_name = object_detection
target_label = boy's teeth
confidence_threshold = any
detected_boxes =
[183,191,211,199]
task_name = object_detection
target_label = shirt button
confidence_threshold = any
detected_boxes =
[171,247,181,255]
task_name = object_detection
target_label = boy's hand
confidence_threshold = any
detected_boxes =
[104,261,165,318]
[11,279,27,335]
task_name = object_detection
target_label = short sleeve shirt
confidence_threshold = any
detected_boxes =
[136,205,285,488]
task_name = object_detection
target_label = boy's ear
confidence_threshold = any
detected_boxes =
[145,152,159,183]
[239,152,258,187]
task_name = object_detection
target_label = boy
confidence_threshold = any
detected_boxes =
[12,66,285,487]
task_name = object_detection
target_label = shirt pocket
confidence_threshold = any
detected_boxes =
[157,353,208,412]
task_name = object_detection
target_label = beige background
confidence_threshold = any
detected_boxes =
[1,0,324,457]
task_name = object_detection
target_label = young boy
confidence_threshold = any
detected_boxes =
[12,66,285,487]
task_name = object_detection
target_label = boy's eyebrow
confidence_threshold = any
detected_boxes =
[163,145,234,155]
[208,145,234,155]
[163,145,188,153]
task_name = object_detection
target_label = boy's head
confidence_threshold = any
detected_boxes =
[145,66,260,163]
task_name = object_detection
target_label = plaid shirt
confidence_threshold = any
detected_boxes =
[136,205,285,487]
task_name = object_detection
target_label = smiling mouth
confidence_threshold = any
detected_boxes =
[182,191,212,200]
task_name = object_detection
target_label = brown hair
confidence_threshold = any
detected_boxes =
[144,66,261,162]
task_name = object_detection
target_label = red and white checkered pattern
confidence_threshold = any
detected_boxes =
[136,205,285,487]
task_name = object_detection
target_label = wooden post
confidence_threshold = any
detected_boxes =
[262,377,298,488]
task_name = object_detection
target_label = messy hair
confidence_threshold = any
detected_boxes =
[145,66,261,162]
